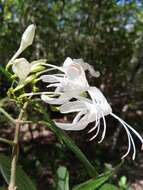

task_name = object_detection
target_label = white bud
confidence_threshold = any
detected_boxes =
[20,24,36,50]
[10,24,36,62]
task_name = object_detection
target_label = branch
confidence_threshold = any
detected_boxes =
[8,102,28,190]
[0,107,15,124]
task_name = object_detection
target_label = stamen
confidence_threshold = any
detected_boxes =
[98,112,106,143]
[36,68,56,76]
[42,63,65,72]
[110,113,139,159]
[73,111,85,124]
[88,119,100,133]
[89,121,100,141]
[121,134,131,159]
[88,106,98,133]
[21,91,62,97]
[46,83,60,88]
[129,133,136,160]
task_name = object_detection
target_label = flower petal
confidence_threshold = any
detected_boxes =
[41,94,68,105]
[60,101,86,113]
[88,87,112,115]
[55,114,89,131]
[40,75,60,83]
[12,58,31,80]
[63,57,73,67]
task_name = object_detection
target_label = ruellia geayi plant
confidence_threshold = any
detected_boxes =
[0,24,143,190]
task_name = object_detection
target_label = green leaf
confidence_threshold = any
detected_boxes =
[56,166,69,190]
[38,104,97,178]
[0,66,12,81]
[99,183,119,190]
[72,173,111,190]
[42,120,97,177]
[0,154,37,190]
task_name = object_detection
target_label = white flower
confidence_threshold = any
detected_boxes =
[12,58,46,80]
[12,58,31,80]
[10,24,36,62]
[55,86,143,160]
[40,57,90,104]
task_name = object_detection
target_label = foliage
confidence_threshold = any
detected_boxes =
[0,154,37,190]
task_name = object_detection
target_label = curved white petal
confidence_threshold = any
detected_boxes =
[73,111,86,124]
[12,58,31,80]
[41,94,68,105]
[59,101,86,113]
[55,114,89,131]
[73,59,100,78]
[40,75,65,84]
[63,57,73,67]
[88,87,112,115]
[40,75,59,83]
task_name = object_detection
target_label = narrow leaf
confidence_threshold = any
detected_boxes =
[38,104,97,177]
[99,183,119,190]
[0,154,37,190]
[42,120,97,177]
[72,173,111,190]
[56,166,69,190]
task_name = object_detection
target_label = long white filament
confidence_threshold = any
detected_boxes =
[22,91,62,97]
[73,111,85,124]
[110,113,143,159]
[88,118,100,133]
[89,120,101,141]
[98,112,107,143]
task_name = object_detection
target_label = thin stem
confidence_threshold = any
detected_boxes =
[8,102,28,190]
[0,107,15,124]
[0,107,31,125]
[0,138,15,146]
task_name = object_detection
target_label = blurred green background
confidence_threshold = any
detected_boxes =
[0,0,143,189]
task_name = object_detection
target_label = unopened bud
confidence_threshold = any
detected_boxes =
[9,24,36,63]
[21,24,36,50]
[31,65,45,73]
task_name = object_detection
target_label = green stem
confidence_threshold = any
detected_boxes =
[0,138,15,146]
[0,107,15,124]
[8,102,28,190]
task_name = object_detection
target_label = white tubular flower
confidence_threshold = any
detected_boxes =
[11,24,36,61]
[55,86,143,160]
[12,58,31,80]
[40,57,89,104]
[12,58,46,80]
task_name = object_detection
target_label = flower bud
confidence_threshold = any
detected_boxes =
[20,24,36,50]
[31,65,45,73]
[9,24,36,63]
